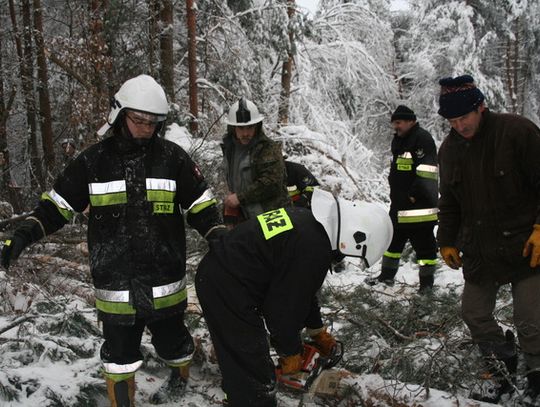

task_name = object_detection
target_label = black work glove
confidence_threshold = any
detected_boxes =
[1,219,44,269]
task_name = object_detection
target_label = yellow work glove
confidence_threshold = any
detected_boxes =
[310,328,337,357]
[523,225,540,268]
[440,246,462,270]
[278,353,304,375]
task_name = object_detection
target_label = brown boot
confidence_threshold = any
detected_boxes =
[106,376,135,407]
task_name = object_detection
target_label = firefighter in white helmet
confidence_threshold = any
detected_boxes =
[221,97,290,227]
[1,74,226,406]
[196,189,392,406]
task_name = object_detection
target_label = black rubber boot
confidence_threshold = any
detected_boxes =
[365,256,399,286]
[418,265,435,294]
[149,365,189,404]
[471,331,517,403]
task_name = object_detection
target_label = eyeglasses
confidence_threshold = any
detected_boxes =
[126,112,161,128]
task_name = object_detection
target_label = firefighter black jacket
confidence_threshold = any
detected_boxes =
[32,131,221,324]
[438,110,540,283]
[388,123,438,226]
[207,206,332,356]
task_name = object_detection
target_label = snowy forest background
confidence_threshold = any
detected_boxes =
[1,0,539,406]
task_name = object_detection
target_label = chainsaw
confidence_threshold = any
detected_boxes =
[276,340,344,391]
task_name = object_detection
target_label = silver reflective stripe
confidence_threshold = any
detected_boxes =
[416,164,438,174]
[399,152,412,159]
[398,208,439,217]
[48,189,75,211]
[152,278,187,299]
[187,189,215,211]
[103,360,143,375]
[287,186,297,192]
[146,178,177,192]
[95,288,130,303]
[89,180,126,195]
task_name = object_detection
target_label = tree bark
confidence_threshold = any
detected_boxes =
[147,0,160,78]
[33,0,55,181]
[186,0,198,134]
[9,0,43,189]
[160,0,174,103]
[278,0,295,126]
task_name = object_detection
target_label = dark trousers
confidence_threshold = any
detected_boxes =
[100,313,194,371]
[196,254,277,407]
[462,273,540,370]
[387,224,437,262]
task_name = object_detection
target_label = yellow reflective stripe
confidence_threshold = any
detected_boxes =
[41,191,74,221]
[95,298,136,315]
[187,189,215,212]
[90,192,127,206]
[384,251,401,259]
[153,288,187,310]
[396,158,413,165]
[257,208,293,240]
[147,190,175,202]
[397,208,438,223]
[189,198,217,214]
[146,178,176,192]
[103,372,136,382]
[304,186,315,192]
[5,240,11,246]
[418,259,437,266]
[416,164,438,180]
[288,189,300,197]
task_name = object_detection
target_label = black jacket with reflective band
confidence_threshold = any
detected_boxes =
[33,132,221,324]
[208,207,332,356]
[388,123,438,226]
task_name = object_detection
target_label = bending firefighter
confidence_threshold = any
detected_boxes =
[367,105,438,293]
[1,75,225,406]
[195,189,392,406]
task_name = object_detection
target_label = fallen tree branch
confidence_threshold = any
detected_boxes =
[0,315,35,336]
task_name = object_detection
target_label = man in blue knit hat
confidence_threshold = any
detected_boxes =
[437,74,540,405]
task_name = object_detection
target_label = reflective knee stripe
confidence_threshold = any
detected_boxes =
[417,258,437,266]
[162,352,193,368]
[41,190,74,221]
[416,164,438,180]
[187,189,217,214]
[146,178,176,202]
[103,360,143,382]
[397,208,438,223]
[153,278,188,310]
[96,278,187,314]
[89,180,127,206]
[95,288,135,315]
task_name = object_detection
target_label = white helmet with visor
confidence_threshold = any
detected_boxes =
[97,74,169,136]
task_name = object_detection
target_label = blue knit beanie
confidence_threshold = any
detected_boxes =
[438,75,485,119]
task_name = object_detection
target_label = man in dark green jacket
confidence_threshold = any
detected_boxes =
[1,75,225,406]
[366,105,438,292]
[221,98,290,227]
[437,75,540,405]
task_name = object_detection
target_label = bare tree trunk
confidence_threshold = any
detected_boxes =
[278,0,295,126]
[147,0,160,78]
[33,0,55,182]
[160,0,174,103]
[9,0,43,189]
[89,0,111,139]
[186,0,198,134]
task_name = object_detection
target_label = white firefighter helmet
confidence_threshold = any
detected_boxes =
[225,97,264,127]
[97,75,169,136]
[311,188,393,268]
